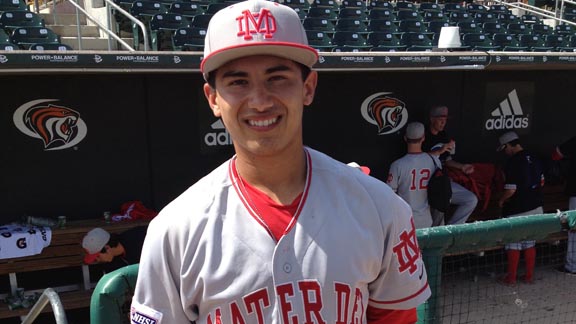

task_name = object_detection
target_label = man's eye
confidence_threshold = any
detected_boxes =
[229,79,247,86]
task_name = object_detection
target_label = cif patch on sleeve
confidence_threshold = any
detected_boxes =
[131,302,163,324]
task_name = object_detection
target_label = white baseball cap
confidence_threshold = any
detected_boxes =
[201,0,318,79]
[497,131,519,151]
[347,162,371,175]
[82,227,110,254]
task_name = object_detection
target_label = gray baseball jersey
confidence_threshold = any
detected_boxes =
[387,153,440,229]
[131,148,430,324]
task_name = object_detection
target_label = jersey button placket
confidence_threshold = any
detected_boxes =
[283,263,292,273]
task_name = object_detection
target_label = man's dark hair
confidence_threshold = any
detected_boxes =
[206,63,312,89]
[507,139,521,147]
[99,233,119,253]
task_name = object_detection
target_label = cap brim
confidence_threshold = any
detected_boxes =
[201,43,318,77]
[497,144,506,152]
[360,166,371,175]
[84,252,100,264]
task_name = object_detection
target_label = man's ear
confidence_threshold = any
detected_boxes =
[203,83,221,117]
[303,70,318,107]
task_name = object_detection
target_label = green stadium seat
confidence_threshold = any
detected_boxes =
[467,4,487,14]
[29,42,72,51]
[10,26,60,49]
[171,26,206,51]
[367,18,399,34]
[190,13,213,29]
[0,0,27,13]
[305,30,335,51]
[204,2,228,14]
[395,9,423,22]
[457,21,482,34]
[367,31,406,51]
[400,31,433,51]
[335,18,368,33]
[531,23,553,36]
[555,24,576,36]
[0,10,44,34]
[394,1,415,12]
[482,22,506,36]
[306,7,338,22]
[474,12,497,24]
[507,22,531,36]
[367,0,392,10]
[521,14,540,24]
[0,42,15,50]
[398,20,426,33]
[303,17,335,35]
[0,26,10,42]
[427,20,449,34]
[489,4,510,15]
[498,13,518,25]
[544,34,569,51]
[448,12,473,25]
[168,2,205,19]
[518,34,553,51]
[338,8,369,21]
[443,3,465,13]
[129,0,169,49]
[368,8,395,21]
[149,13,191,51]
[419,3,440,13]
[310,0,339,10]
[462,33,499,51]
[331,30,371,50]
[492,33,527,51]
[339,0,366,11]
[283,0,310,11]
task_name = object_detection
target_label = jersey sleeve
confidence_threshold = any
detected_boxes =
[387,162,399,192]
[131,211,196,323]
[367,193,431,310]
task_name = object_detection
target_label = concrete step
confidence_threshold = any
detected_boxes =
[50,24,101,37]
[41,13,88,26]
[61,36,134,50]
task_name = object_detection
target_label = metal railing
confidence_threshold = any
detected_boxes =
[20,288,68,324]
[493,0,576,27]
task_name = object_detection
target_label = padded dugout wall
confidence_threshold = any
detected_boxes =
[1,69,574,221]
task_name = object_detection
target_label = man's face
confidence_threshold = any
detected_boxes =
[95,246,114,263]
[430,116,447,133]
[203,55,317,158]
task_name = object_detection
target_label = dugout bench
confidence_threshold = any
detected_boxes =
[0,218,149,319]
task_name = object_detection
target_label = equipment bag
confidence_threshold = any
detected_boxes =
[427,154,452,213]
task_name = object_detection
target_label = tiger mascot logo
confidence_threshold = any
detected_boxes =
[361,92,408,135]
[13,99,88,150]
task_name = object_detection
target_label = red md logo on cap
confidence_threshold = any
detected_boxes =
[236,8,277,40]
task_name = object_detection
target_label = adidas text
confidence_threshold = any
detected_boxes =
[204,131,233,146]
[485,115,529,130]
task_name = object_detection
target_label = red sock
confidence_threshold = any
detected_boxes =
[524,247,536,282]
[506,249,521,282]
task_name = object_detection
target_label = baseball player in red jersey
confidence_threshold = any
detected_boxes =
[130,1,430,323]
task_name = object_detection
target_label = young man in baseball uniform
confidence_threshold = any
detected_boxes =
[552,136,576,275]
[130,0,431,323]
[497,131,544,285]
[422,105,478,226]
[388,122,441,229]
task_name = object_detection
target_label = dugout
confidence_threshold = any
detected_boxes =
[1,51,576,221]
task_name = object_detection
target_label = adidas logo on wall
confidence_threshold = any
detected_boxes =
[485,89,530,131]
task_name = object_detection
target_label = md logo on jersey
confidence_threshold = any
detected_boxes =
[483,83,534,134]
[360,92,408,135]
[13,99,88,150]
[204,119,233,147]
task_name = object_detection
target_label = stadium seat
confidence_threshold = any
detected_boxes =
[448,12,473,25]
[482,22,506,36]
[423,11,448,23]
[0,0,27,12]
[149,13,190,51]
[521,14,540,24]
[395,1,415,12]
[0,42,16,50]
[0,10,44,34]
[169,2,205,19]
[338,8,368,21]
[443,3,465,13]
[462,33,499,51]
[398,20,427,33]
[9,26,60,49]
[367,31,406,51]
[507,22,530,36]
[305,30,335,51]
[467,4,487,14]
[473,12,497,24]
[419,3,440,13]
[283,0,310,11]
[518,34,553,51]
[531,22,553,36]
[489,4,510,14]
[457,21,482,34]
[427,21,449,34]
[368,8,395,21]
[367,18,399,34]
[129,0,169,49]
[367,0,392,10]
[498,13,518,25]
[331,30,371,50]
[400,32,433,51]
[29,42,73,51]
[306,7,338,22]
[302,17,336,34]
[335,18,368,33]
[204,2,228,14]
[190,13,213,28]
[339,0,366,11]
[171,26,206,51]
[492,33,527,51]
[395,9,423,22]
[0,26,10,43]
[310,0,339,10]
[555,24,575,35]
[543,34,569,51]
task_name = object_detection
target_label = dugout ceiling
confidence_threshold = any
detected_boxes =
[0,67,574,221]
